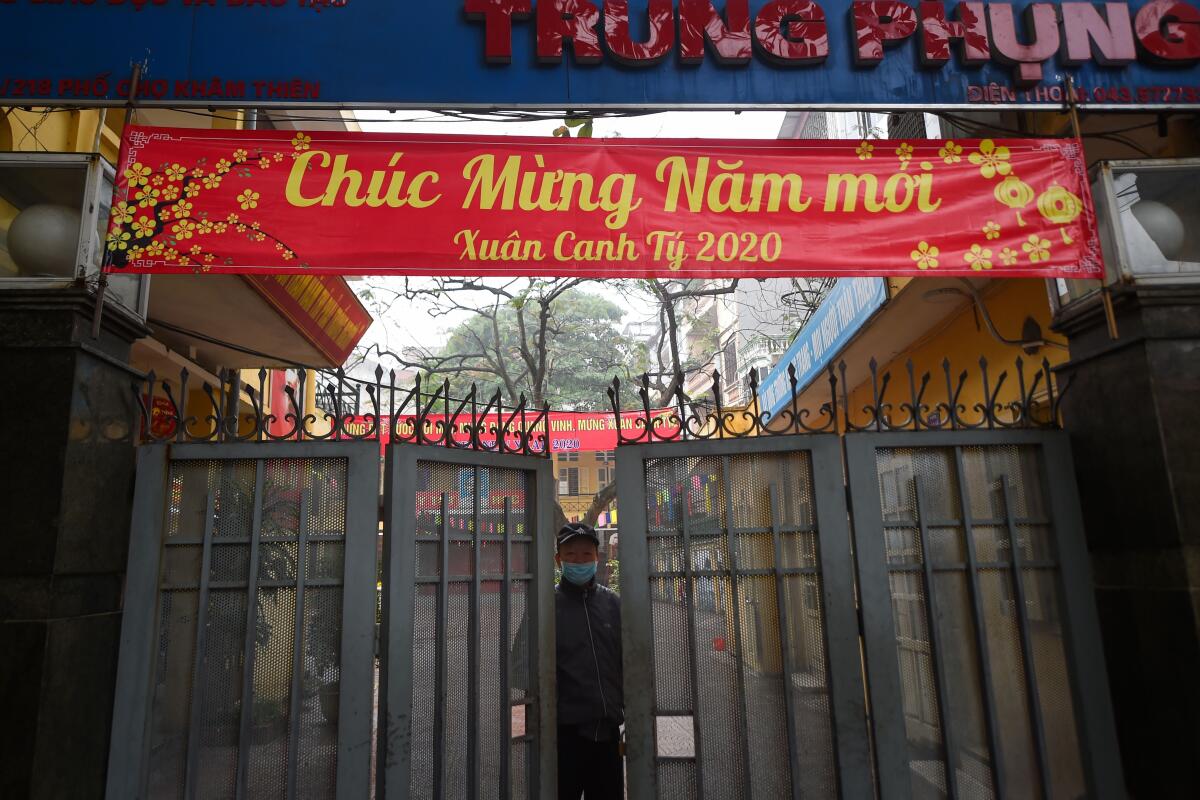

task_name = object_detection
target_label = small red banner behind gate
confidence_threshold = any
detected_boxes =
[343,408,678,455]
[106,126,1102,279]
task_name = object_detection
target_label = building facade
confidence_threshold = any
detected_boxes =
[0,106,372,798]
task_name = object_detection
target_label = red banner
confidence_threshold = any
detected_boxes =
[140,396,177,440]
[106,126,1102,279]
[342,408,678,454]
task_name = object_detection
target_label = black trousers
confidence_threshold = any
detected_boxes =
[557,727,624,800]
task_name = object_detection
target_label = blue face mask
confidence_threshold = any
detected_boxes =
[561,561,597,586]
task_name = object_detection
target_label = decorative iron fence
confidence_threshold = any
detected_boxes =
[132,366,551,456]
[132,355,1063,453]
[608,356,1065,444]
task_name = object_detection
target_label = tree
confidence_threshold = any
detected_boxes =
[637,278,741,405]
[362,278,641,410]
[351,272,833,528]
[358,277,645,532]
[619,277,837,404]
[578,277,835,528]
[562,278,742,528]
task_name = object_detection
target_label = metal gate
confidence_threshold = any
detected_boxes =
[847,431,1123,800]
[616,436,873,799]
[612,360,1124,800]
[111,369,558,800]
[110,371,559,800]
[378,445,556,800]
[107,441,380,800]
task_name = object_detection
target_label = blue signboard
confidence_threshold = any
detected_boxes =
[1,1,1198,109]
[758,277,888,420]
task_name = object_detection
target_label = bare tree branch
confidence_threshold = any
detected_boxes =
[641,278,741,405]
[372,277,625,408]
[582,481,618,527]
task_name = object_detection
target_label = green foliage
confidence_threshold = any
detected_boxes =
[606,559,620,594]
[429,287,643,409]
[553,115,594,138]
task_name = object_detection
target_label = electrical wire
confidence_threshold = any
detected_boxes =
[149,316,322,368]
[1086,119,1164,135]
[933,110,1165,140]
[934,111,1046,138]
[12,108,52,151]
[147,316,426,395]
[152,107,655,126]
[1090,132,1155,157]
[0,105,660,135]
[950,280,1070,351]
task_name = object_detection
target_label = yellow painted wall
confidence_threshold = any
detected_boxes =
[0,107,246,159]
[1,108,121,162]
[845,279,1068,427]
[555,450,616,522]
[168,370,323,440]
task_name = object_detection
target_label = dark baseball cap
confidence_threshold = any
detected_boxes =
[556,522,599,548]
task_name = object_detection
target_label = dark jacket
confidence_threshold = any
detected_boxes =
[555,579,624,739]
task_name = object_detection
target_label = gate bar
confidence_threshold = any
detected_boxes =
[234,462,267,800]
[231,462,265,800]
[719,455,757,800]
[999,477,1053,798]
[432,492,451,799]
[500,498,512,799]
[1039,434,1125,798]
[469,468,481,800]
[913,479,963,799]
[952,448,1007,797]
[767,484,803,800]
[381,445,418,799]
[286,488,312,800]
[106,447,170,800]
[183,490,217,800]
[678,493,705,799]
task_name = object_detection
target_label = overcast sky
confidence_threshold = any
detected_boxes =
[350,110,788,358]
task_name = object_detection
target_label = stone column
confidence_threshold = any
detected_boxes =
[1054,284,1200,799]
[0,288,149,799]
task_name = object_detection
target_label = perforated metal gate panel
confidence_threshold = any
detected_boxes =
[848,431,1124,800]
[618,436,872,800]
[107,443,379,800]
[380,448,554,800]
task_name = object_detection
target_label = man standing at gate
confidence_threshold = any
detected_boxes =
[555,521,624,799]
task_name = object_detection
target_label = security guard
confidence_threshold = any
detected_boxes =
[554,521,624,800]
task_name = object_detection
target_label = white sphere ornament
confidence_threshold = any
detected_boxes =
[1130,200,1186,261]
[7,204,81,277]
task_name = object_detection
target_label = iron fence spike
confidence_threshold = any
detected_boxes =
[131,353,1058,445]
